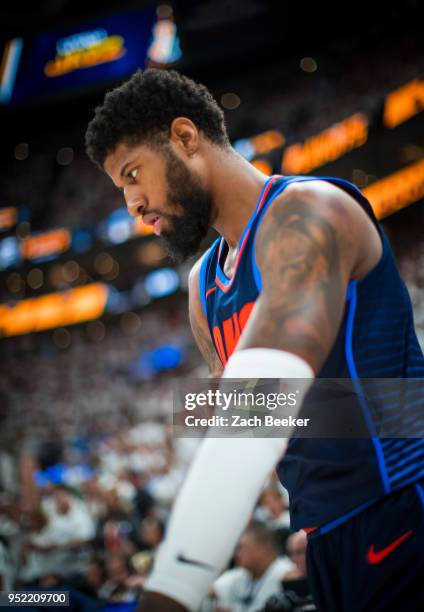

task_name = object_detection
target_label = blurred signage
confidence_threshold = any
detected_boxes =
[0,237,22,270]
[21,228,71,261]
[0,206,152,270]
[363,159,424,219]
[251,159,273,175]
[3,7,157,105]
[234,130,284,161]
[0,207,17,231]
[0,38,23,104]
[44,29,126,78]
[383,79,424,129]
[0,283,108,337]
[282,113,368,174]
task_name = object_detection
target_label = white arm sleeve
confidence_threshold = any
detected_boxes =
[145,348,314,611]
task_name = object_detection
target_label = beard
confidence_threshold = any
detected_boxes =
[159,148,212,263]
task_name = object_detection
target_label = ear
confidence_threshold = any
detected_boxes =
[170,117,200,157]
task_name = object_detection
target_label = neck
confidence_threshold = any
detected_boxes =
[208,147,270,250]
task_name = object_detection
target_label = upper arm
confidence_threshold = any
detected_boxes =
[188,256,223,376]
[236,182,364,374]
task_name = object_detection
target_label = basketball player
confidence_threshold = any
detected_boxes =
[85,69,424,611]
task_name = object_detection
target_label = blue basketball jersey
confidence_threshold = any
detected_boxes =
[199,174,424,531]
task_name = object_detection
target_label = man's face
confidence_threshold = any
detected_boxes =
[235,532,262,573]
[260,488,286,518]
[104,141,212,262]
[105,557,128,582]
[54,490,71,514]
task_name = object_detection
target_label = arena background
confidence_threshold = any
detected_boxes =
[0,0,422,606]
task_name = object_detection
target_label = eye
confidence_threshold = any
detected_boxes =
[128,168,138,180]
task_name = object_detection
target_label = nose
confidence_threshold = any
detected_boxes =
[127,200,144,217]
[124,187,145,217]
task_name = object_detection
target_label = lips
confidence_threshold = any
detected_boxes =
[142,212,162,235]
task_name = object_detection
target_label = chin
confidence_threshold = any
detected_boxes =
[162,242,199,263]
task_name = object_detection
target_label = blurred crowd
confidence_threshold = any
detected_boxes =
[0,297,196,420]
[0,417,313,611]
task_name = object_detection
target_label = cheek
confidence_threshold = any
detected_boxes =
[153,178,169,200]
[154,181,176,211]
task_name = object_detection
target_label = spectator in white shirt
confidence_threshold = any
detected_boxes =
[209,521,294,612]
[20,487,95,582]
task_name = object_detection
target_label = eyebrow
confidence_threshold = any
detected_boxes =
[119,158,137,179]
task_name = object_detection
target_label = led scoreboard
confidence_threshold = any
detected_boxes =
[0,7,158,105]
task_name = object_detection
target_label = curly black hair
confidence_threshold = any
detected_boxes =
[85,68,229,167]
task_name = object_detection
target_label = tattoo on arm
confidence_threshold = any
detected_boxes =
[190,308,223,375]
[237,191,350,373]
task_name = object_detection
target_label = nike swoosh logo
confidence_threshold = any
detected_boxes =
[176,554,215,571]
[367,530,413,564]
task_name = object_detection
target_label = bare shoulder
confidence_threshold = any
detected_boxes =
[236,179,376,370]
[258,178,382,280]
[280,179,367,240]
